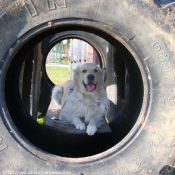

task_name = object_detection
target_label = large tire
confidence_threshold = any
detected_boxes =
[0,1,175,174]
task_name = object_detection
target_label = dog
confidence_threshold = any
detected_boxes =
[51,62,109,136]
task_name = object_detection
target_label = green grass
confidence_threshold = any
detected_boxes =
[37,114,45,125]
[46,66,70,85]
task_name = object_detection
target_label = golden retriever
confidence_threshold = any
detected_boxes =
[52,63,109,136]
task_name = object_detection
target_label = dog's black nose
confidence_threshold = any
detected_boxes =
[87,74,94,81]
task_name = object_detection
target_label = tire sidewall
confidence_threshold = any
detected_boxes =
[0,1,175,174]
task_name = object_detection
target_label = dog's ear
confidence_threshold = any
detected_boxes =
[73,66,79,81]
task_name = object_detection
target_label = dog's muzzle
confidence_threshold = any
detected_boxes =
[83,74,97,92]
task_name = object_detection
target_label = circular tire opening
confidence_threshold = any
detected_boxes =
[3,22,145,158]
[45,38,101,85]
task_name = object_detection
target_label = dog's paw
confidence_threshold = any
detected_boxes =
[75,122,86,130]
[86,124,97,136]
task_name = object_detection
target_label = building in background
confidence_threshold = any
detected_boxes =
[69,39,99,65]
[46,39,100,79]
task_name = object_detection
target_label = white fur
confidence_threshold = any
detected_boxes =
[52,63,109,136]
[51,85,62,106]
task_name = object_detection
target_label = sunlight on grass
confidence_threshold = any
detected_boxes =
[46,66,70,85]
[37,114,45,125]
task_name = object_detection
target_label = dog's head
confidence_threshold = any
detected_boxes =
[73,63,105,95]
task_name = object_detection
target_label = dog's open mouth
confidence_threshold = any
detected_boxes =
[83,81,96,92]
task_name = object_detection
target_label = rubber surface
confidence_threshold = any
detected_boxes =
[0,1,175,175]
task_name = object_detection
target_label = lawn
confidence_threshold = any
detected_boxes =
[46,66,70,85]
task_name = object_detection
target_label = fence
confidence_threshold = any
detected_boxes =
[46,39,100,80]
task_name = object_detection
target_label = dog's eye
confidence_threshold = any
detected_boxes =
[82,70,87,73]
[94,69,98,72]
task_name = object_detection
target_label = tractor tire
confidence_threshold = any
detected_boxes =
[0,1,175,174]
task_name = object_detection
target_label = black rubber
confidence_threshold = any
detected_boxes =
[0,1,175,174]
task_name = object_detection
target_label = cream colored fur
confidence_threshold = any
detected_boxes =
[52,63,109,136]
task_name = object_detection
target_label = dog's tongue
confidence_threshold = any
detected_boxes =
[86,84,95,92]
